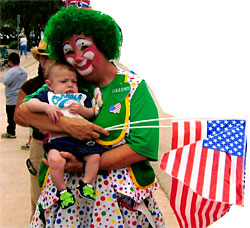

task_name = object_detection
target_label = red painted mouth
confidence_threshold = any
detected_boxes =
[76,60,92,71]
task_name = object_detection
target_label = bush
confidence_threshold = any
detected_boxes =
[28,41,36,50]
[8,41,18,49]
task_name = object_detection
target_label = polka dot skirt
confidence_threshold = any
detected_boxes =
[30,168,166,228]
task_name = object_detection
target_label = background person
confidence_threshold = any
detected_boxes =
[14,39,49,220]
[19,34,28,59]
[18,6,166,227]
[21,128,32,150]
[1,52,27,139]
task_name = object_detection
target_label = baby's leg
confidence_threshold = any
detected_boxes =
[83,154,101,184]
[47,149,66,191]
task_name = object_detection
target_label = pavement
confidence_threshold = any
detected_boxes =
[0,50,179,228]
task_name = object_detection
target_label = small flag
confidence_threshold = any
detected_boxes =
[109,103,121,113]
[160,119,247,228]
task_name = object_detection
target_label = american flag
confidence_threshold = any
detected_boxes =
[109,103,121,113]
[160,119,247,228]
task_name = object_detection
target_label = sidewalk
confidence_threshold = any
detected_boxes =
[0,50,178,228]
[0,51,38,228]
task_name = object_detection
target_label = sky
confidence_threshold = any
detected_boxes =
[92,0,250,227]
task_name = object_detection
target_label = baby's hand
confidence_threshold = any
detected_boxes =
[69,102,82,114]
[45,105,63,123]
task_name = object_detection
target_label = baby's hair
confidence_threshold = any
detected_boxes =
[44,60,76,80]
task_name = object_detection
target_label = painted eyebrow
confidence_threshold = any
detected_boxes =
[76,38,92,45]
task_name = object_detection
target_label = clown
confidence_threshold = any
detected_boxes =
[19,5,166,228]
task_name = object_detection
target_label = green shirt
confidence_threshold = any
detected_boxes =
[81,75,159,161]
[24,70,160,187]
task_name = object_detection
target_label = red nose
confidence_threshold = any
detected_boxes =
[75,50,83,63]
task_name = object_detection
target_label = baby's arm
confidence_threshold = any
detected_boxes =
[69,102,95,120]
[27,98,63,123]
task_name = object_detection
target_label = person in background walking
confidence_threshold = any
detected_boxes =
[19,34,28,59]
[1,52,27,138]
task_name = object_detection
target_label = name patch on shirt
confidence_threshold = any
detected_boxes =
[111,81,131,101]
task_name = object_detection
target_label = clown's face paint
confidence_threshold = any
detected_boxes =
[63,34,96,76]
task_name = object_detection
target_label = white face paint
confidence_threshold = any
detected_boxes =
[75,51,95,76]
[63,37,95,76]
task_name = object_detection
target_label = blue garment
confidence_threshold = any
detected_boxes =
[2,66,27,105]
[20,44,27,56]
[43,137,103,161]
[20,37,27,56]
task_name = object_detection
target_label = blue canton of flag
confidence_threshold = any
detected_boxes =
[203,120,246,157]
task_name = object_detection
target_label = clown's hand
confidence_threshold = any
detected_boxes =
[60,116,108,140]
[60,152,83,175]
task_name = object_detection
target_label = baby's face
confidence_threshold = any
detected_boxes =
[48,65,78,94]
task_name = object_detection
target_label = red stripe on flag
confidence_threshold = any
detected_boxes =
[197,197,207,228]
[172,148,183,177]
[213,202,222,223]
[172,122,178,150]
[184,121,190,146]
[196,147,208,196]
[170,178,184,228]
[180,184,189,228]
[205,200,214,227]
[222,153,231,203]
[184,143,196,186]
[160,152,169,171]
[195,121,202,141]
[236,156,244,205]
[221,203,231,217]
[209,150,220,200]
[190,191,198,228]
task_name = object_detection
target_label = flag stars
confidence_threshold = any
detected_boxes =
[203,119,246,157]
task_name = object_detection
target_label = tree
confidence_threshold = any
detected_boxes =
[0,0,63,48]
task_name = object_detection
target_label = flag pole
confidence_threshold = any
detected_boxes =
[105,116,247,131]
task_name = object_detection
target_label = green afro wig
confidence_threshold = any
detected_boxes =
[44,6,122,61]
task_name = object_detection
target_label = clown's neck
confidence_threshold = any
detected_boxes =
[90,61,117,87]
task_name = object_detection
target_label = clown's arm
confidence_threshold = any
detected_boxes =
[58,144,146,173]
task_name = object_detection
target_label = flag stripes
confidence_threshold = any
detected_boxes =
[160,119,244,227]
[161,120,244,205]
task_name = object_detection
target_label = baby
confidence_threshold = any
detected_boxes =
[27,61,103,209]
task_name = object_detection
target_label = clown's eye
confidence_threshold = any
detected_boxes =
[76,38,92,51]
[63,43,74,55]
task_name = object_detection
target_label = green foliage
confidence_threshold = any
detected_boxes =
[8,41,18,49]
[29,40,36,48]
[0,0,63,47]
